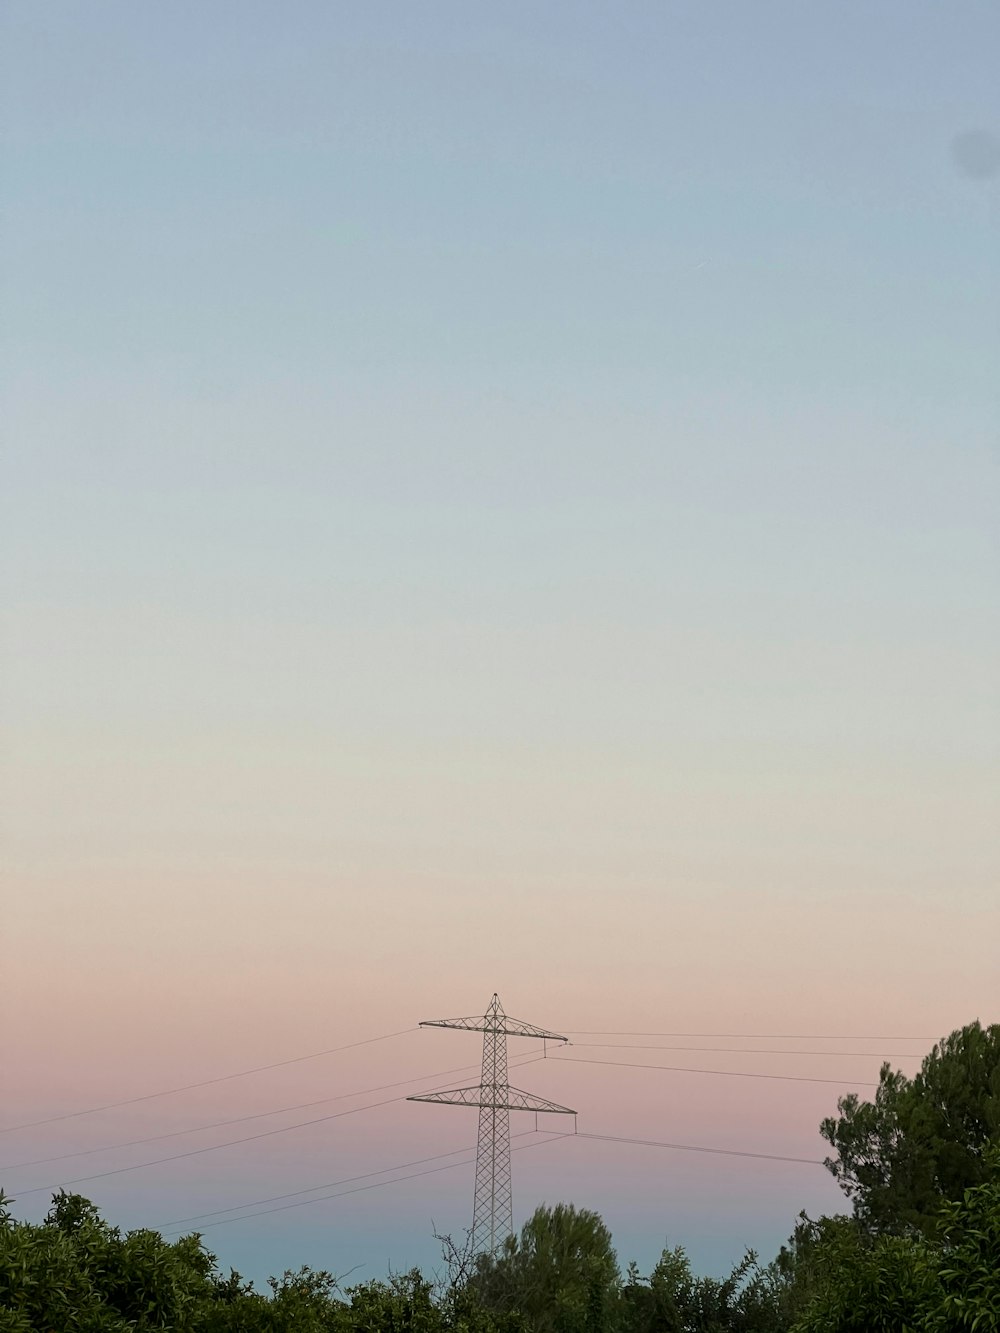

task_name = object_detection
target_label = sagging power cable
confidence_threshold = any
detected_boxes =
[1,1028,416,1135]
[14,1056,544,1199]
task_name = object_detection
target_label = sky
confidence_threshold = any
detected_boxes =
[2,0,998,1288]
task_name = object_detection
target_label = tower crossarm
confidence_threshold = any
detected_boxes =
[408,1085,575,1115]
[418,994,568,1043]
[420,1016,569,1041]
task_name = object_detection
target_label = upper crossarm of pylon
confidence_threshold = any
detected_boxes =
[501,1015,570,1042]
[418,1015,568,1041]
[419,1017,491,1033]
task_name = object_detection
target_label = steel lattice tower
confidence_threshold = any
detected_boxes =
[408,994,575,1257]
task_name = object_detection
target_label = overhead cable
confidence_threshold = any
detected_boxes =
[564,1030,933,1041]
[551,1054,878,1087]
[160,1143,484,1229]
[161,1132,565,1236]
[573,1130,824,1165]
[159,1127,542,1230]
[1,1054,541,1173]
[162,1126,829,1235]
[570,1042,919,1058]
[15,1056,543,1200]
[0,1028,416,1135]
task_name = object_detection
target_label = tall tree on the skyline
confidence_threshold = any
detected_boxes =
[820,1020,1000,1236]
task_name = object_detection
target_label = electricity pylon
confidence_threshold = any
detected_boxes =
[408,994,575,1257]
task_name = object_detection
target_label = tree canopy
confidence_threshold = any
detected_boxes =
[469,1203,619,1333]
[789,1162,1000,1333]
[820,1019,1000,1236]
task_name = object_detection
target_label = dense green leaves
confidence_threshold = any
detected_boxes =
[619,1245,783,1333]
[788,1165,1000,1332]
[470,1203,618,1332]
[0,1189,216,1331]
[934,1167,1000,1330]
[0,1196,521,1333]
[820,1020,1000,1236]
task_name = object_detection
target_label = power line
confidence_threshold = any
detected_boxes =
[161,1125,829,1236]
[162,1132,566,1236]
[550,1054,878,1087]
[162,1158,478,1236]
[14,1097,406,1199]
[573,1131,824,1166]
[2,1027,924,1138]
[570,1042,919,1058]
[14,1056,543,1200]
[2,1027,928,1138]
[1,1054,542,1173]
[564,1031,934,1041]
[0,1028,416,1135]
[159,1127,543,1230]
[160,1143,486,1229]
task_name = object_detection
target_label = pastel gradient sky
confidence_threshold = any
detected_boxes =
[2,0,998,1286]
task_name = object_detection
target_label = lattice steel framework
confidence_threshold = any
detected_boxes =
[408,994,575,1256]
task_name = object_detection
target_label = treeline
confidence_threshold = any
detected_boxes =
[2,1021,997,1332]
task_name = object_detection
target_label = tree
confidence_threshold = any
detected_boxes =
[470,1204,619,1333]
[0,1189,217,1331]
[820,1020,1000,1235]
[619,1245,783,1333]
[767,1212,859,1329]
[261,1266,346,1333]
[933,1165,1000,1330]
[788,1158,1000,1332]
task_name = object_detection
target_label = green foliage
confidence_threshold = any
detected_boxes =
[619,1245,783,1333]
[788,1156,1000,1332]
[0,1190,217,1331]
[470,1204,619,1333]
[346,1269,454,1333]
[768,1211,856,1327]
[261,1266,345,1332]
[820,1019,1000,1236]
[787,1224,938,1332]
[0,1196,522,1333]
[933,1166,1000,1330]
